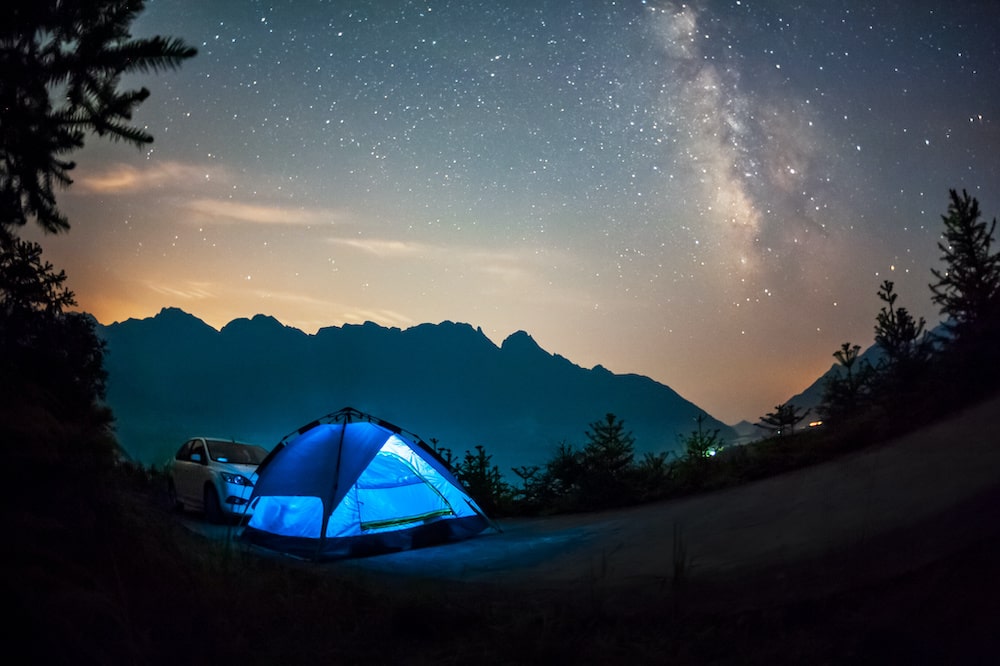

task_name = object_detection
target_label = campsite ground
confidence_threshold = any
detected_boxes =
[191,393,1000,616]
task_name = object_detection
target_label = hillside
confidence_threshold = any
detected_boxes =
[98,307,736,473]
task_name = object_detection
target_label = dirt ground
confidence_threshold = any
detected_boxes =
[198,394,1000,611]
[330,394,1000,609]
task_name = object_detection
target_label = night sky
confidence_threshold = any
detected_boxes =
[25,0,1000,423]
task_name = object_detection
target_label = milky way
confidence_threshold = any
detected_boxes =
[26,0,1000,422]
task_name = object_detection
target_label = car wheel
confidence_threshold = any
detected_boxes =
[204,485,224,524]
[167,480,182,512]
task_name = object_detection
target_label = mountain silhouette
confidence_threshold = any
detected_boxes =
[784,322,947,415]
[98,307,737,475]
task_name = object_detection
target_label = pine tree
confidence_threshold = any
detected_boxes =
[928,189,1000,393]
[582,412,636,480]
[454,445,509,515]
[820,342,875,423]
[872,280,932,397]
[678,412,724,459]
[755,402,810,437]
[2,0,196,234]
[929,189,1000,345]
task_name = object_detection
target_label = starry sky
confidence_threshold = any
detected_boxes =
[24,0,1000,424]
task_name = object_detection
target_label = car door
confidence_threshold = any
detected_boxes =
[177,438,209,507]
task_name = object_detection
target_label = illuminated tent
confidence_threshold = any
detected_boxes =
[241,407,493,560]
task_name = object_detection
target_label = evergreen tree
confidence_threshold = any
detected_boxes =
[671,413,725,490]
[678,412,724,459]
[541,441,583,505]
[453,445,509,516]
[756,402,810,437]
[582,412,635,480]
[928,189,1000,394]
[2,0,196,234]
[578,413,636,508]
[874,280,929,368]
[0,235,107,416]
[872,280,932,402]
[510,464,543,510]
[819,342,874,423]
[0,0,195,479]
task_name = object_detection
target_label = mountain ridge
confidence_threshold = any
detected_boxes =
[97,307,737,474]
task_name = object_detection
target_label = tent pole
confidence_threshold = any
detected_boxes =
[465,498,503,534]
[315,421,349,561]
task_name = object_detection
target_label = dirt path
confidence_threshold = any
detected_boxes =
[321,394,1000,608]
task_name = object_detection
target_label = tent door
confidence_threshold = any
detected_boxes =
[354,451,457,532]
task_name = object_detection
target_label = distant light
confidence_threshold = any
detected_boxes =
[809,420,823,428]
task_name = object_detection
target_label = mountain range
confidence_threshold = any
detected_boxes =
[97,307,740,475]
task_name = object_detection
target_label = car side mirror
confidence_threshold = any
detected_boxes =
[191,453,202,462]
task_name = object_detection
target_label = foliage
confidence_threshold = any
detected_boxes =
[929,189,1000,338]
[1,0,196,233]
[513,415,649,513]
[539,440,584,510]
[871,280,933,407]
[631,450,672,501]
[874,280,931,370]
[1,0,195,475]
[510,464,544,510]
[452,444,510,516]
[819,342,875,424]
[816,188,1000,432]
[670,413,726,490]
[0,234,109,420]
[577,413,637,508]
[1,14,193,662]
[678,413,723,459]
[755,402,810,437]
[582,412,636,477]
[928,188,1000,395]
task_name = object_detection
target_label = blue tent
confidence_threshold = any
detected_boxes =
[241,408,492,559]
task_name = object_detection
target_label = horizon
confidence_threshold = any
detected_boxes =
[25,1,998,425]
[95,303,863,425]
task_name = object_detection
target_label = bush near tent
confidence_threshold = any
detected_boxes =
[241,408,494,560]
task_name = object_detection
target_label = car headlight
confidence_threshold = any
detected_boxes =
[220,472,254,487]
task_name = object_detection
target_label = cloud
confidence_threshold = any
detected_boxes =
[183,198,341,226]
[340,308,415,328]
[144,280,217,300]
[327,235,569,285]
[326,237,431,257]
[75,161,345,227]
[75,161,227,193]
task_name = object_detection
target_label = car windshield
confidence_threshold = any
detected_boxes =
[207,440,268,465]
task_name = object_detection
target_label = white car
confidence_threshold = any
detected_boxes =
[167,437,268,523]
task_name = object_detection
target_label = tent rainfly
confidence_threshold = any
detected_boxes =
[241,407,493,560]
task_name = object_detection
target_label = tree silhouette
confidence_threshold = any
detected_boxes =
[928,189,1000,394]
[1,2,195,478]
[582,412,635,479]
[453,445,509,516]
[0,236,108,415]
[756,402,810,437]
[2,0,196,234]
[577,413,636,508]
[678,412,724,459]
[875,281,929,365]
[510,464,543,509]
[541,440,583,505]
[820,342,875,423]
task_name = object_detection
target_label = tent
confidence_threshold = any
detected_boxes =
[241,407,494,559]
